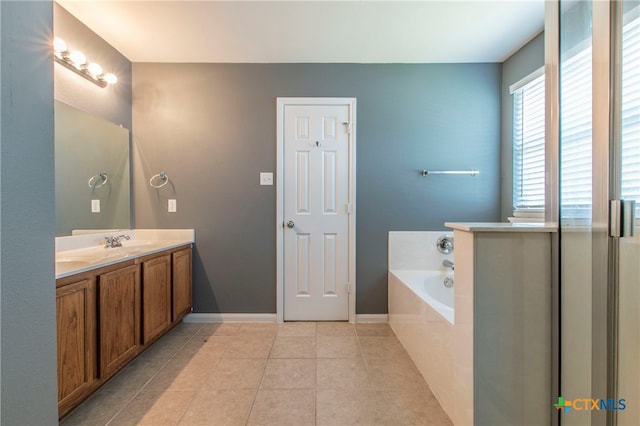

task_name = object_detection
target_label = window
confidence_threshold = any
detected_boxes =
[621,12,640,213]
[511,10,640,220]
[511,69,545,216]
[560,41,593,219]
[560,10,640,219]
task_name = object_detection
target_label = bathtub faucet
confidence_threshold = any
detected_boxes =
[442,259,454,270]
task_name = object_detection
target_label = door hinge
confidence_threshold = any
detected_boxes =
[342,122,351,134]
[344,283,351,294]
[346,203,352,215]
[610,199,636,237]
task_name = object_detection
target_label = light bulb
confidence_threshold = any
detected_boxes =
[69,50,86,67]
[87,62,103,77]
[103,73,118,85]
[53,37,67,53]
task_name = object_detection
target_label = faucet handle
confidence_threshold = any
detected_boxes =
[436,234,454,254]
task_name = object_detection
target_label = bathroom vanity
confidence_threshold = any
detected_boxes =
[55,230,194,418]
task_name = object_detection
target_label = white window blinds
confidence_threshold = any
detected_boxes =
[621,14,640,210]
[515,12,640,219]
[512,71,545,213]
[560,12,640,219]
[560,44,593,219]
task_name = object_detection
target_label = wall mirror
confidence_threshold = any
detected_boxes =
[55,100,131,236]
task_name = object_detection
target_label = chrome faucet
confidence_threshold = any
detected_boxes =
[442,259,454,270]
[104,234,131,248]
[436,234,454,254]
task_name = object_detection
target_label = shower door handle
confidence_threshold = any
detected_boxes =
[610,199,636,237]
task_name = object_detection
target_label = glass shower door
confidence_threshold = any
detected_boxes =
[615,1,640,424]
[559,1,596,425]
[558,1,640,425]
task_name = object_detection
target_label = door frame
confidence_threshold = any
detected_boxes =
[275,97,357,323]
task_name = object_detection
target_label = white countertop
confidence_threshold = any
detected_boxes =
[55,229,195,279]
[445,222,558,233]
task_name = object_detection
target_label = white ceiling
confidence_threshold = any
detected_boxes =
[57,0,545,64]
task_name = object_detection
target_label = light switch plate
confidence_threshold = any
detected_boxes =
[168,199,177,212]
[260,172,273,186]
[91,199,100,213]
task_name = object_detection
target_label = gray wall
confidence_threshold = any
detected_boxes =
[500,32,545,220]
[53,3,133,234]
[0,1,58,424]
[133,63,502,314]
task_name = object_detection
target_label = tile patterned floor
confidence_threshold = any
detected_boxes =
[61,322,453,426]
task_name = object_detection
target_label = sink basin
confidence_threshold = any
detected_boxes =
[56,239,184,277]
[118,249,146,256]
[119,240,163,250]
[56,258,94,270]
[57,255,95,262]
[103,243,161,258]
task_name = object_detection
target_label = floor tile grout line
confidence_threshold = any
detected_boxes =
[172,348,222,425]
[314,331,319,426]
[102,354,172,426]
[243,327,275,426]
[355,326,372,374]
[103,326,202,426]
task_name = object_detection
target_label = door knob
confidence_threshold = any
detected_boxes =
[286,221,295,228]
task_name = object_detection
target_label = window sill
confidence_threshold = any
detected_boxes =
[507,216,544,223]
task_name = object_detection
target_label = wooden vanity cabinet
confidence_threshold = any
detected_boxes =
[172,248,192,322]
[142,254,172,344]
[56,277,97,417]
[57,244,192,419]
[98,264,141,378]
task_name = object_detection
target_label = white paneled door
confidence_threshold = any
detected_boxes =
[282,102,353,321]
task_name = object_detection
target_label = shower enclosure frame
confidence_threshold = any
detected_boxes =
[547,1,639,425]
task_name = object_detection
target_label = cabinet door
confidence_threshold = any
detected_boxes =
[172,248,192,322]
[56,278,96,417]
[98,264,140,378]
[142,254,172,344]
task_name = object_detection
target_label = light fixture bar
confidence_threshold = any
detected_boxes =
[54,55,108,88]
[53,37,117,88]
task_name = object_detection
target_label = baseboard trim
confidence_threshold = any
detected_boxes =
[355,314,389,323]
[184,313,386,323]
[183,313,277,323]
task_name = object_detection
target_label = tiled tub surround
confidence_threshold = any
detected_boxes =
[55,229,195,278]
[388,231,459,424]
[389,225,556,425]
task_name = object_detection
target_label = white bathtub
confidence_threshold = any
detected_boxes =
[389,269,454,324]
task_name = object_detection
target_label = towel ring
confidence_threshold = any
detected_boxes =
[149,172,169,189]
[88,172,109,189]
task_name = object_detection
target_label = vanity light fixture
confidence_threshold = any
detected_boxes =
[53,37,117,88]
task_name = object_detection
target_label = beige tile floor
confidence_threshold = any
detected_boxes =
[61,322,453,426]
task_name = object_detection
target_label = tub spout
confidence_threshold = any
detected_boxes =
[442,259,454,270]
